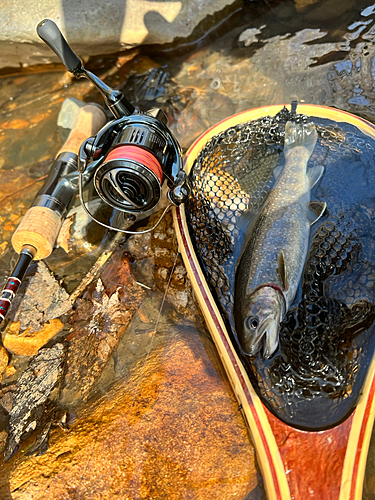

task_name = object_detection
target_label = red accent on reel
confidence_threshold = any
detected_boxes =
[106,145,163,184]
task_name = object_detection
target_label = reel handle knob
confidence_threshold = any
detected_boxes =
[37,19,81,73]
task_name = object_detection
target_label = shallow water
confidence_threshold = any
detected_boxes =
[1,0,375,497]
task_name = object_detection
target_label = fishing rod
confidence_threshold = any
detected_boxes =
[0,19,191,324]
[0,104,107,323]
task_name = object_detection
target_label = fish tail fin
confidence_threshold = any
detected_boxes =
[284,121,318,157]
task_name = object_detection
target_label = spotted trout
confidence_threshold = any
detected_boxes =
[234,121,326,358]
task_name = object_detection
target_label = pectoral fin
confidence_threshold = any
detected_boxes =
[277,250,289,290]
[307,165,324,188]
[307,200,327,225]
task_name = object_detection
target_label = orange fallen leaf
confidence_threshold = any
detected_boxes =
[138,307,150,324]
[0,346,8,374]
[1,119,30,130]
[5,365,16,377]
[116,48,139,68]
[13,77,28,85]
[3,222,15,232]
[30,110,52,125]
[3,318,64,356]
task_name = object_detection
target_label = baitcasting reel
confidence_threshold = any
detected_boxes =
[37,19,190,233]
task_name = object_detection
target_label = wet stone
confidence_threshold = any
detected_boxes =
[5,261,72,334]
[1,327,258,500]
[4,343,67,462]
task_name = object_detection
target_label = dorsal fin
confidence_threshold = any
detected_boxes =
[277,250,289,290]
[284,121,318,156]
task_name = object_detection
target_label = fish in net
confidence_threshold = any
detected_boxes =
[186,106,375,430]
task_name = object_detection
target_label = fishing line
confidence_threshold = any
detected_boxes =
[130,248,179,409]
[78,172,173,235]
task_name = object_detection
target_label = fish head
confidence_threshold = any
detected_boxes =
[238,286,285,359]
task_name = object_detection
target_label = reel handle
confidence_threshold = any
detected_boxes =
[37,19,134,118]
[37,19,81,73]
[12,104,107,260]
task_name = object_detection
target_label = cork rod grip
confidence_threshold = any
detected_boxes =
[57,104,107,156]
[12,104,107,260]
[12,206,62,260]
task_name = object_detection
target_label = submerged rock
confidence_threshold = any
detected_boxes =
[1,328,259,499]
[5,261,71,334]
[4,343,67,462]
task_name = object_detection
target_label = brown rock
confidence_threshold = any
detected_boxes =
[6,261,72,334]
[61,251,146,405]
[3,319,64,356]
[1,328,259,499]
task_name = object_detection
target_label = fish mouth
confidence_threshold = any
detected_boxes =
[242,315,280,359]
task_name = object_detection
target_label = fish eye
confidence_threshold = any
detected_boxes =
[245,316,259,330]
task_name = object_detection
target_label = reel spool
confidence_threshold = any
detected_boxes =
[91,110,172,214]
[95,145,163,213]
